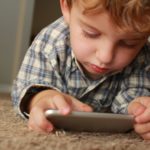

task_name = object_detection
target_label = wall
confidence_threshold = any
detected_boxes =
[0,0,61,93]
[0,0,34,93]
[31,0,61,41]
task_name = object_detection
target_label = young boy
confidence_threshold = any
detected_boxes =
[12,0,150,140]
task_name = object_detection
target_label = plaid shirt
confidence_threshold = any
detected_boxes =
[12,17,150,118]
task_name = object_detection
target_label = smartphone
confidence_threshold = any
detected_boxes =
[45,110,134,133]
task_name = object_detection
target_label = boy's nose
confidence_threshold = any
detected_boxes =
[96,42,115,64]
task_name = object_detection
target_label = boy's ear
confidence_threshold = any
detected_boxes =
[60,0,70,24]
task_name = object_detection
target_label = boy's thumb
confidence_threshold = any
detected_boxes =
[128,101,146,116]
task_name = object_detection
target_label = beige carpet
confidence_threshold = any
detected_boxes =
[0,93,150,150]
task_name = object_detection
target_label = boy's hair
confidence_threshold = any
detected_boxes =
[66,0,150,35]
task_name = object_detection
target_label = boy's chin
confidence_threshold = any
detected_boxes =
[86,73,104,80]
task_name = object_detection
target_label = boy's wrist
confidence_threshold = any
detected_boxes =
[20,86,51,116]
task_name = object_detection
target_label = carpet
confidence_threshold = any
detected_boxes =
[0,93,150,150]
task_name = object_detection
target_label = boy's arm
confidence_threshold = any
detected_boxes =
[11,27,66,118]
[111,46,150,114]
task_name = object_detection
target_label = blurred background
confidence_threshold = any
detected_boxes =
[0,0,61,95]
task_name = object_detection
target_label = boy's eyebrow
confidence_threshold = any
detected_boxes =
[79,18,148,40]
[79,19,100,32]
[122,35,148,41]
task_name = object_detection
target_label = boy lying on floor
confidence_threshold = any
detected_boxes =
[12,0,150,140]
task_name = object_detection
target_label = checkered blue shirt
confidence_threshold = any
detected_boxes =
[12,17,150,118]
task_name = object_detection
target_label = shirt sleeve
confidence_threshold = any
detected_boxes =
[111,46,150,114]
[11,28,66,118]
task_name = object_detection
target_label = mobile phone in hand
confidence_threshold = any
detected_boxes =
[45,110,134,133]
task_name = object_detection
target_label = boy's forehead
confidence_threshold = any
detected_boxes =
[75,7,148,39]
[115,27,148,39]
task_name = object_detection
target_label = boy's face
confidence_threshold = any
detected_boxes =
[61,1,147,80]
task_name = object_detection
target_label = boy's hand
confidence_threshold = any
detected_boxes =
[128,96,150,140]
[28,89,93,133]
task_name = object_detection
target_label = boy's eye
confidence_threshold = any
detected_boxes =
[119,40,138,48]
[82,30,100,39]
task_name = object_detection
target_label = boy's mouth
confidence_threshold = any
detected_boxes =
[90,64,109,73]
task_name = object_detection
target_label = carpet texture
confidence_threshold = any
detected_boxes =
[0,94,150,150]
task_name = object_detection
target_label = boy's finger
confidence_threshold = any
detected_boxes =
[137,97,150,108]
[134,122,150,134]
[71,97,93,112]
[128,101,146,116]
[141,132,150,140]
[28,118,45,133]
[52,95,71,115]
[51,93,93,113]
[136,108,150,123]
[29,107,54,133]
